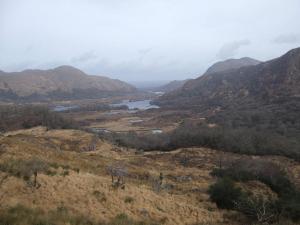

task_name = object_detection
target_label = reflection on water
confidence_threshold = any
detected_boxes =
[129,119,144,123]
[111,100,159,110]
[91,127,111,133]
[152,129,163,134]
[52,105,79,112]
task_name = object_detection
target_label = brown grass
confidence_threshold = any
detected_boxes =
[0,127,299,225]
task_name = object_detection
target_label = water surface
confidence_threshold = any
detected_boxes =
[111,100,159,110]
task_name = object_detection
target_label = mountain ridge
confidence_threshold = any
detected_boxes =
[0,65,137,101]
[205,57,261,75]
[156,47,300,108]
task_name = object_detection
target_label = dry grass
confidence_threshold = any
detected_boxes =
[0,127,299,225]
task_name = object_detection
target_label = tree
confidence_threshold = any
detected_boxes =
[234,195,278,224]
[208,177,242,209]
[23,159,49,188]
[106,163,127,189]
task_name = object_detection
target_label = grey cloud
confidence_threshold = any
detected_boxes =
[71,51,98,64]
[138,48,152,56]
[217,40,251,60]
[138,48,153,62]
[1,0,300,81]
[80,57,204,81]
[273,34,300,44]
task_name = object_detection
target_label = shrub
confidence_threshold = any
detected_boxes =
[234,195,279,224]
[124,196,134,203]
[0,159,50,187]
[93,191,107,202]
[208,177,242,209]
[211,159,295,197]
[0,105,78,132]
[210,159,300,222]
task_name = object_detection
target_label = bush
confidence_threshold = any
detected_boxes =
[210,159,300,222]
[0,105,78,132]
[234,195,279,224]
[208,177,242,209]
[211,159,295,197]
[124,196,134,203]
[99,121,300,161]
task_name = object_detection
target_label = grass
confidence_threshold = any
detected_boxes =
[124,196,134,203]
[93,190,107,202]
[0,205,161,225]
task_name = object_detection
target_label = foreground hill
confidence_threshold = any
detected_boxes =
[0,127,299,225]
[0,66,136,101]
[157,48,300,108]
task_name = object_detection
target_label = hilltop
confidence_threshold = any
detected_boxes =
[0,66,136,101]
[157,48,300,108]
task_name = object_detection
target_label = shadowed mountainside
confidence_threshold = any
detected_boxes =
[153,79,190,93]
[156,48,300,108]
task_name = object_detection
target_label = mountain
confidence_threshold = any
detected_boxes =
[156,48,300,108]
[205,57,261,75]
[153,79,190,93]
[152,58,260,94]
[0,66,136,101]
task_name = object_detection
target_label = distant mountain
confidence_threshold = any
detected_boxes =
[0,66,136,101]
[156,48,300,108]
[152,58,260,94]
[205,57,261,75]
[154,79,190,93]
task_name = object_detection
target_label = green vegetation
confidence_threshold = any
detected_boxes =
[124,196,134,203]
[101,106,300,160]
[208,159,300,223]
[0,205,160,225]
[208,177,242,209]
[99,99,300,161]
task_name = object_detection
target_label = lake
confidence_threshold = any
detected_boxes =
[52,105,79,112]
[111,100,159,110]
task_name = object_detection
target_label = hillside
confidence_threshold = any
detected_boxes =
[157,48,300,108]
[0,127,299,225]
[153,80,189,93]
[0,66,136,101]
[205,57,261,75]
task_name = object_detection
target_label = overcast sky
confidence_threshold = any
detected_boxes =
[1,0,300,82]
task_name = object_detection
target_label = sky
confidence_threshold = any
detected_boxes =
[0,0,300,82]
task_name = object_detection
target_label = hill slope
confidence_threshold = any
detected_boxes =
[1,127,299,225]
[205,57,261,75]
[0,66,136,101]
[157,48,300,108]
[154,80,190,93]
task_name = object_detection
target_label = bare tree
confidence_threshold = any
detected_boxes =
[106,163,127,189]
[234,195,278,224]
[24,159,49,188]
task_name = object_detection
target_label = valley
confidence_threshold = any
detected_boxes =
[0,48,299,225]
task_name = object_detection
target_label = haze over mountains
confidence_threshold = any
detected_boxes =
[0,66,136,101]
[153,80,190,93]
[157,47,300,108]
